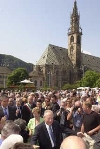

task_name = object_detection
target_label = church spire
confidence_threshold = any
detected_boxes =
[68,0,82,35]
[72,0,78,16]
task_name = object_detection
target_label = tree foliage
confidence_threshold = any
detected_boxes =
[7,68,29,86]
[62,83,79,90]
[80,70,100,88]
[96,78,100,88]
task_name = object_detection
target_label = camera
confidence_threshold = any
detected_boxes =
[60,107,64,112]
[73,106,80,111]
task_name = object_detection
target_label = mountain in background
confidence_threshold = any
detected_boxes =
[0,54,33,72]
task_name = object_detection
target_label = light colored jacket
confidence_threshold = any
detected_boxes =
[27,117,43,135]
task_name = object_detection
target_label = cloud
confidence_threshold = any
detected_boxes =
[81,49,92,55]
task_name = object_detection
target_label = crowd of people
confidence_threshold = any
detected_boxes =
[0,88,100,149]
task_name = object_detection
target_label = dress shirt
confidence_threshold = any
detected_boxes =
[45,123,55,147]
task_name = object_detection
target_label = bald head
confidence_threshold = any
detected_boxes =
[60,136,86,149]
[75,101,81,107]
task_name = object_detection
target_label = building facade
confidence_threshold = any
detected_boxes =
[0,66,11,88]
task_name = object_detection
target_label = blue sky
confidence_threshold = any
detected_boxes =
[0,0,100,64]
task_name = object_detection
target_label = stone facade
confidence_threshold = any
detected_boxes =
[0,66,11,88]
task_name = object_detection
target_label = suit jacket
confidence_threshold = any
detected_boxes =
[51,102,60,120]
[0,106,16,121]
[31,121,62,149]
[22,104,32,124]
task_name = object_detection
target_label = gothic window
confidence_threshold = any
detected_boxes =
[40,81,42,86]
[77,35,80,44]
[70,46,74,55]
[34,80,37,86]
[70,36,74,43]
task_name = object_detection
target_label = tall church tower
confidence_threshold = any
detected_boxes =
[68,0,82,68]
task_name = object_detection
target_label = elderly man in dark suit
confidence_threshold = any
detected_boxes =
[31,110,62,149]
[0,94,16,121]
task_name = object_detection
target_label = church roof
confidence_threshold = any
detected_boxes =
[37,44,73,67]
[37,44,100,73]
[82,53,100,73]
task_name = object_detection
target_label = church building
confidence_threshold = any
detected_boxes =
[29,1,100,89]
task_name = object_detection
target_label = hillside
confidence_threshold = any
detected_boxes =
[0,54,33,72]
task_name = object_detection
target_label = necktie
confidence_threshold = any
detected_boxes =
[49,126,56,146]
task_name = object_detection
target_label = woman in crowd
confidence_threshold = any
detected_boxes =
[27,107,43,137]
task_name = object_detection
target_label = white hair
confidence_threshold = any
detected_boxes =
[0,134,23,149]
[43,110,53,117]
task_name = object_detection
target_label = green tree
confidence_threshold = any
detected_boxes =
[7,68,29,86]
[80,70,100,88]
[96,78,100,87]
[62,83,79,90]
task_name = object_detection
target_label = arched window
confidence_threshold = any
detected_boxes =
[40,81,42,86]
[77,35,80,44]
[70,36,74,43]
[34,80,37,86]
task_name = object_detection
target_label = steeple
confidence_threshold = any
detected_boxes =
[73,0,78,16]
[68,0,82,34]
[68,0,82,69]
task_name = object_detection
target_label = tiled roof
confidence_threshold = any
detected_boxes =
[36,44,100,73]
[82,53,100,73]
[37,44,73,67]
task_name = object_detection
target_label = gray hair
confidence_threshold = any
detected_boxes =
[43,110,54,117]
[14,118,26,130]
[1,121,21,139]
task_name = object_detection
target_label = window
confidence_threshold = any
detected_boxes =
[77,35,80,44]
[34,80,37,86]
[70,36,74,43]
[40,81,42,86]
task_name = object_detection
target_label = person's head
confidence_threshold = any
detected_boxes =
[10,142,33,149]
[82,101,92,113]
[60,100,66,109]
[66,99,71,107]
[86,97,93,104]
[16,98,22,107]
[51,95,57,103]
[60,136,86,149]
[0,134,23,149]
[32,107,41,118]
[8,98,14,106]
[0,94,9,108]
[45,97,50,106]
[9,93,15,99]
[75,101,82,108]
[36,99,42,109]
[1,121,21,140]
[27,95,33,105]
[43,110,54,126]
[14,118,26,131]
